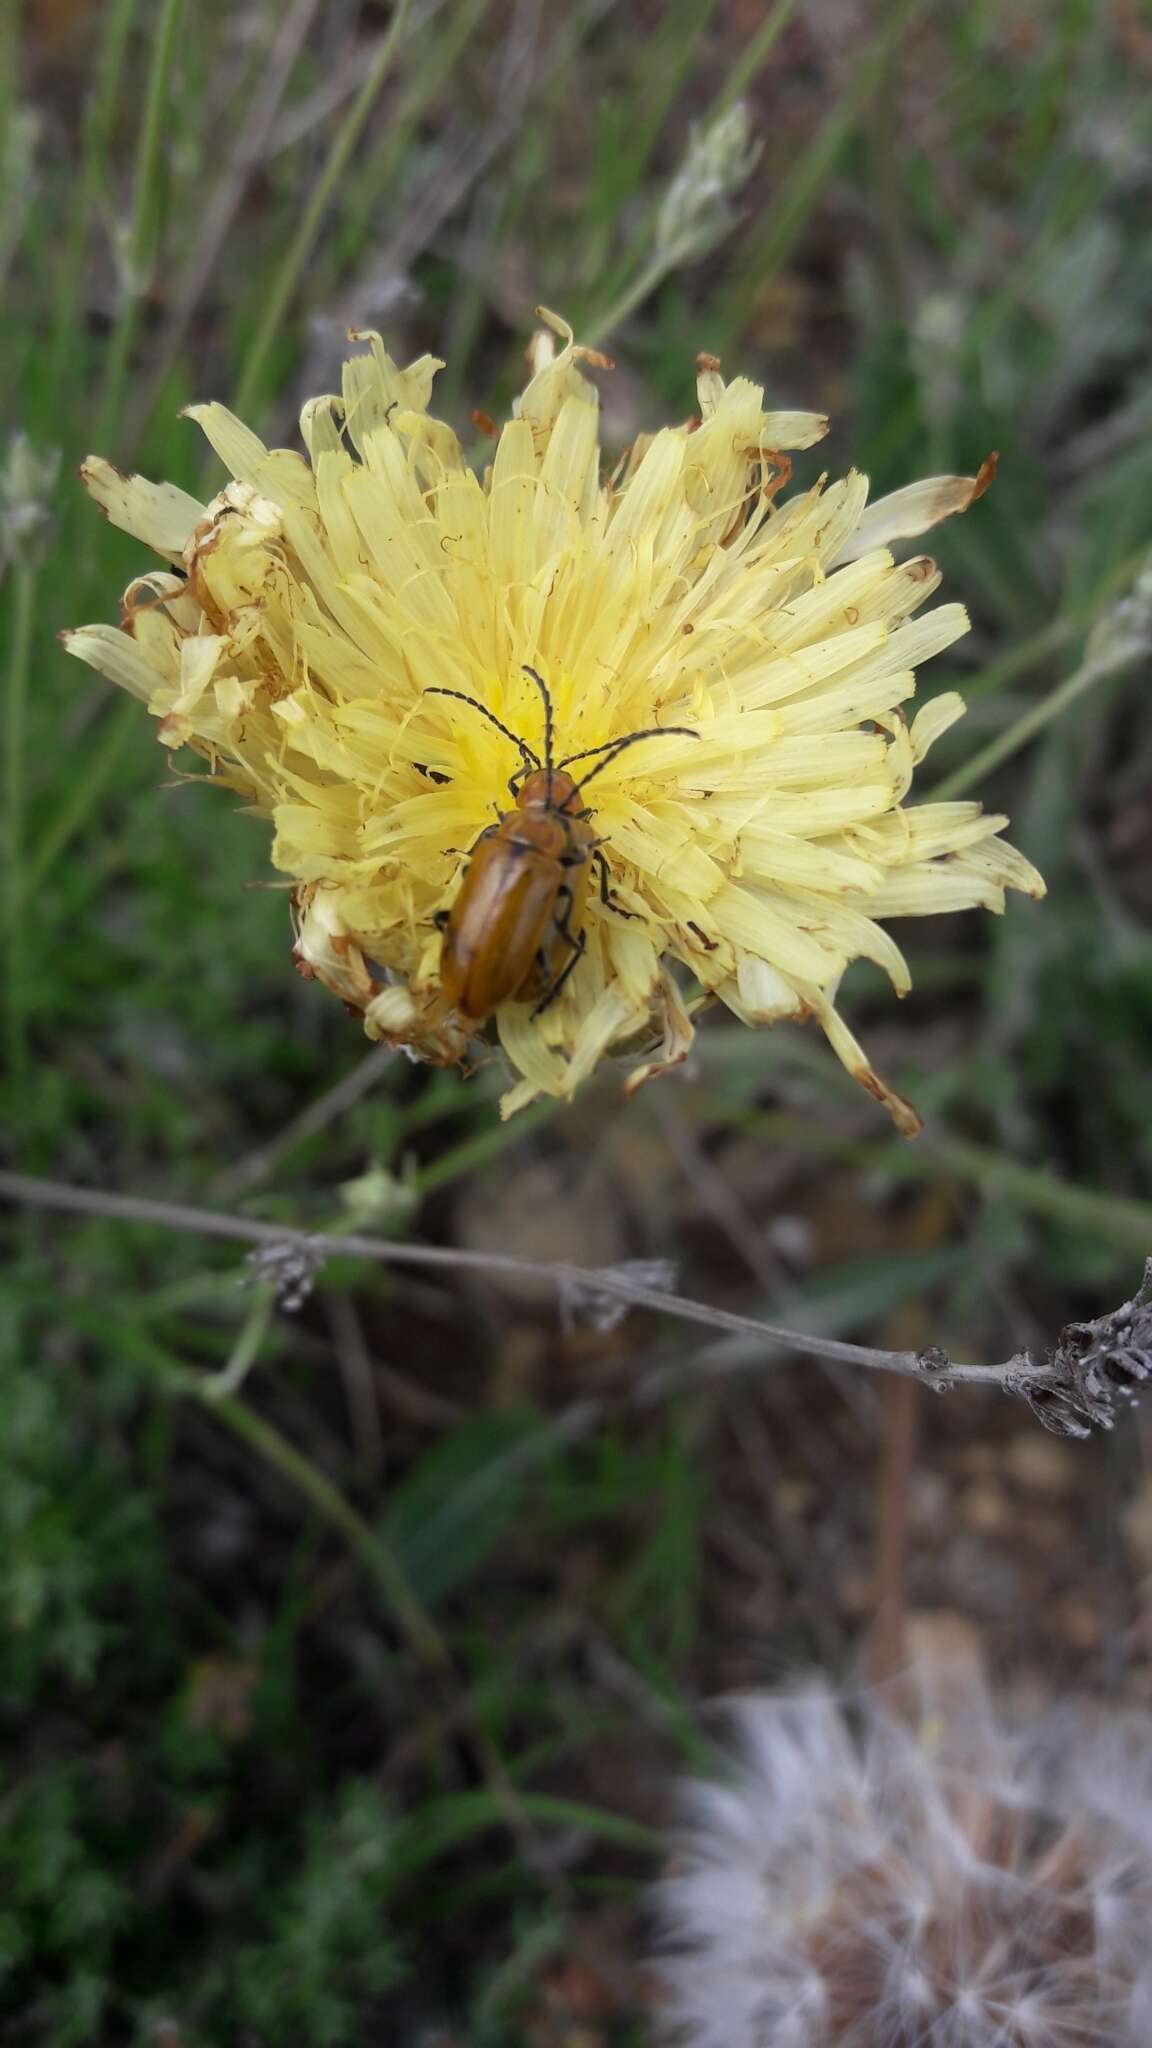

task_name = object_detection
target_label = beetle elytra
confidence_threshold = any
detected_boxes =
[425,666,698,1023]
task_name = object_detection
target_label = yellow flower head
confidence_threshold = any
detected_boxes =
[66,311,1044,1128]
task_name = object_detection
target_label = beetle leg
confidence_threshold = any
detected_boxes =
[593,848,637,918]
[531,929,586,1017]
[442,824,499,858]
[531,885,586,1017]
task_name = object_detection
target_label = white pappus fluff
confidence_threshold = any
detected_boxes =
[652,1681,1152,2047]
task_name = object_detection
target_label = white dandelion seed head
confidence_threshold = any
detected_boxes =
[652,1679,1152,2048]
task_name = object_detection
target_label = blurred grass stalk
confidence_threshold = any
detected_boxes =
[90,0,184,458]
[45,0,139,420]
[121,0,327,442]
[583,0,799,344]
[2,556,35,1088]
[229,0,415,427]
[937,553,1152,797]
[195,1371,449,1668]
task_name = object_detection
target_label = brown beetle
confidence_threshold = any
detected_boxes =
[426,666,698,1022]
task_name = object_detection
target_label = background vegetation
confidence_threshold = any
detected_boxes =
[3,0,1152,2039]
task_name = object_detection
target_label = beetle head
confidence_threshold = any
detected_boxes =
[516,766,582,814]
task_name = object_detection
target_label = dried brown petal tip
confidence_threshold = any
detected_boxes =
[969,449,1000,502]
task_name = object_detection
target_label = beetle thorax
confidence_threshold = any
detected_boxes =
[516,767,582,814]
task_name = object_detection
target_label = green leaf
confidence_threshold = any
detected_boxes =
[383,1410,548,1605]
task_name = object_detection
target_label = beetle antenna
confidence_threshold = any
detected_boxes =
[423,687,539,775]
[521,665,555,799]
[560,725,701,794]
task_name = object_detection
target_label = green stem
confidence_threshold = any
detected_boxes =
[128,0,185,295]
[930,1135,1152,1257]
[320,0,491,293]
[16,697,138,910]
[92,0,185,455]
[581,0,803,351]
[229,0,414,428]
[685,1092,1152,1259]
[46,0,140,419]
[200,1284,277,1399]
[707,0,802,119]
[934,639,1141,799]
[189,1380,448,1668]
[608,0,722,199]
[583,253,675,353]
[713,0,920,343]
[3,559,36,1088]
[961,610,1094,704]
[413,1100,557,1197]
[0,0,16,198]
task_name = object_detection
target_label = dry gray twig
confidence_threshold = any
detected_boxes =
[1003,1260,1152,1437]
[2,1169,1149,1433]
